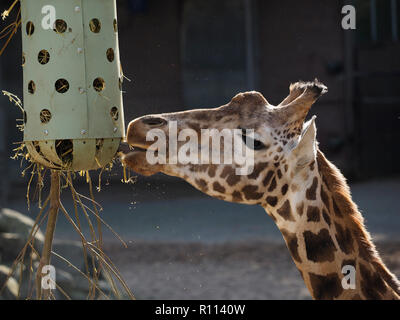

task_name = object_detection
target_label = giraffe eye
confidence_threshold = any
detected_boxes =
[241,133,266,150]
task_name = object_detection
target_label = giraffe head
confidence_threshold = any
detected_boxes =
[123,80,327,205]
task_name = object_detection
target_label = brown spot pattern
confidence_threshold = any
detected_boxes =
[266,196,278,207]
[276,200,295,221]
[281,229,302,263]
[213,181,226,194]
[359,263,387,299]
[332,198,343,217]
[232,191,243,202]
[306,177,318,200]
[220,166,241,186]
[262,170,274,187]
[303,229,337,263]
[342,259,356,270]
[334,222,354,255]
[281,184,288,195]
[306,206,320,222]
[195,179,208,192]
[296,202,304,216]
[268,177,277,192]
[308,272,343,300]
[248,162,268,180]
[241,185,263,200]
[320,185,330,209]
[208,165,217,178]
[322,209,331,226]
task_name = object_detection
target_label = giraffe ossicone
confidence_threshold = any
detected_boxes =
[122,79,400,300]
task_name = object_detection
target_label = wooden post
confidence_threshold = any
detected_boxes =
[35,170,60,300]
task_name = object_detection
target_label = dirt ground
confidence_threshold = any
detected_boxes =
[104,240,400,300]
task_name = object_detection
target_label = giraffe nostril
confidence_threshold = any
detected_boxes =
[141,117,167,127]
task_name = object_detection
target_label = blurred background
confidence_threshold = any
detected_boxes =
[0,0,399,299]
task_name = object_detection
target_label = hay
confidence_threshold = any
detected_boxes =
[110,106,119,121]
[0,1,135,300]
[55,78,69,93]
[1,90,136,300]
[38,49,50,65]
[39,109,51,124]
[53,19,67,34]
[0,0,20,56]
[55,139,73,168]
[89,18,101,33]
[25,21,33,35]
[106,48,114,62]
[0,143,136,300]
[1,0,18,20]
[93,77,105,92]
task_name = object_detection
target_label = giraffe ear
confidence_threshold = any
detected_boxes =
[291,116,317,168]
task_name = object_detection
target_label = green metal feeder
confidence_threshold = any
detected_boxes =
[21,0,125,171]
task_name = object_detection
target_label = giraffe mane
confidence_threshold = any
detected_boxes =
[316,149,400,295]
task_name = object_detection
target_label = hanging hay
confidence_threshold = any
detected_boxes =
[53,19,67,34]
[93,77,106,92]
[110,106,119,122]
[0,0,20,56]
[1,93,136,300]
[38,49,50,65]
[54,78,70,94]
[0,0,136,299]
[89,18,101,33]
[106,48,115,62]
[39,109,52,124]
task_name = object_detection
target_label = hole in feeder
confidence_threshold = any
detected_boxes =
[24,111,27,124]
[106,48,115,62]
[55,79,70,93]
[40,109,52,124]
[110,107,119,121]
[38,50,50,65]
[33,141,41,154]
[93,78,105,92]
[56,139,73,166]
[28,81,36,94]
[113,19,118,32]
[22,54,25,67]
[33,142,52,164]
[89,18,101,33]
[96,139,104,152]
[26,21,35,36]
[54,19,67,33]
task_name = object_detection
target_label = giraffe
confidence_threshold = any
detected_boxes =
[121,80,400,300]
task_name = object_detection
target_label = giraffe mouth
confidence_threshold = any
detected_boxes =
[131,146,147,153]
[121,143,163,176]
[118,142,148,154]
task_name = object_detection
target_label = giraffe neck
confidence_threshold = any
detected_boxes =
[262,149,400,300]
